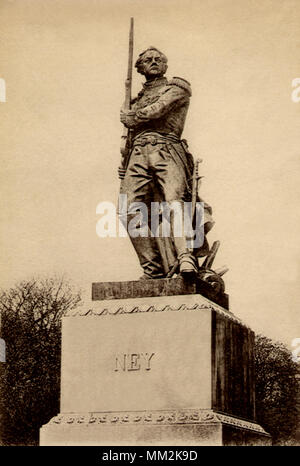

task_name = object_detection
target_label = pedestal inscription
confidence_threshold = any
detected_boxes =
[115,352,155,372]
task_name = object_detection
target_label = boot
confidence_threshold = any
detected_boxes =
[173,235,198,275]
[129,235,165,279]
[178,252,198,275]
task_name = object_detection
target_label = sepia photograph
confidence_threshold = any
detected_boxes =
[0,0,299,449]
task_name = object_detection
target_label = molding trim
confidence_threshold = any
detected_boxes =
[66,294,243,326]
[46,409,268,435]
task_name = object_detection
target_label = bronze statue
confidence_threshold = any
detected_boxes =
[119,43,216,280]
[116,19,229,287]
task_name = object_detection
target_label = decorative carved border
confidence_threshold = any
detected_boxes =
[67,294,243,326]
[81,302,214,317]
[47,409,267,434]
[215,413,268,434]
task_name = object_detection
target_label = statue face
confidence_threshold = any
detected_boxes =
[139,50,167,79]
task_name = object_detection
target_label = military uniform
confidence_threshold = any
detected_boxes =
[120,76,213,278]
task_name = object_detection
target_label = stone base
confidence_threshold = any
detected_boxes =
[40,409,271,446]
[40,280,271,446]
[92,276,229,310]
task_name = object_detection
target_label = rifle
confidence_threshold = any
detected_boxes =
[120,18,134,173]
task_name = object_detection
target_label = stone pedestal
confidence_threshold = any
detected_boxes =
[40,277,271,446]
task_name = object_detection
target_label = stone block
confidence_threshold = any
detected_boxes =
[40,283,271,445]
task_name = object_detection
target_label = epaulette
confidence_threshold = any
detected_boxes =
[168,77,192,96]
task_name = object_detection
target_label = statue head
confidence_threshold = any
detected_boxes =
[135,47,168,80]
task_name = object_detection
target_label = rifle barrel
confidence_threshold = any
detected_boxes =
[126,18,134,105]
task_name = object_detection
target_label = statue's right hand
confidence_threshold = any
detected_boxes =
[120,110,126,124]
[118,167,126,180]
[120,110,136,128]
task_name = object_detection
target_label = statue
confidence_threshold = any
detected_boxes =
[118,20,226,288]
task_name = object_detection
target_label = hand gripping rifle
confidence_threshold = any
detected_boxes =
[119,18,134,177]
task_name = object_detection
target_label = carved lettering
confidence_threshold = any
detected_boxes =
[114,354,126,371]
[141,352,155,370]
[114,352,155,371]
[128,353,140,371]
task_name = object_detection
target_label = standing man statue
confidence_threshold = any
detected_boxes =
[119,46,213,279]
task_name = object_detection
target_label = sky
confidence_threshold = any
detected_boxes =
[0,0,299,347]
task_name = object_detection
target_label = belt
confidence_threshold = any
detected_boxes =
[133,134,180,147]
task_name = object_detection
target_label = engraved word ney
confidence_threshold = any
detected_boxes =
[114,352,155,372]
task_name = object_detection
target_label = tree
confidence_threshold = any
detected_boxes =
[0,277,81,446]
[255,334,299,445]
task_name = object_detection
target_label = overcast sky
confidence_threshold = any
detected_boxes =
[0,0,299,347]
